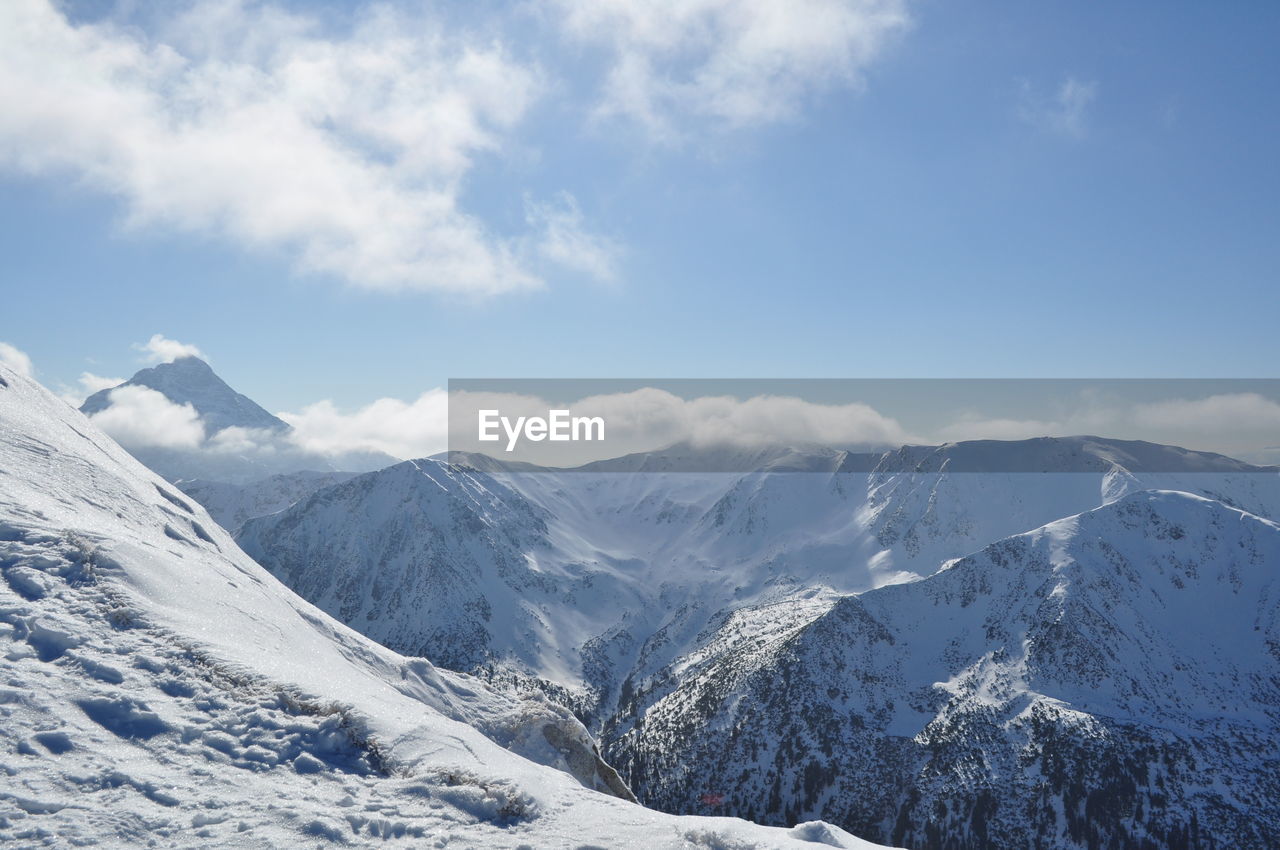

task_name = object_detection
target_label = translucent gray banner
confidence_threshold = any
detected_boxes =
[445,379,1280,472]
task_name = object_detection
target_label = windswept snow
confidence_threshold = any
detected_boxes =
[0,362,893,849]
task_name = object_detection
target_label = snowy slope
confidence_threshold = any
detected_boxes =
[177,471,355,533]
[615,490,1280,848]
[0,363,892,850]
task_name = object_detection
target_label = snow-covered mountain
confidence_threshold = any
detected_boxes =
[81,356,288,434]
[614,490,1280,848]
[0,363,889,849]
[239,440,1280,701]
[78,356,395,485]
[236,437,1280,848]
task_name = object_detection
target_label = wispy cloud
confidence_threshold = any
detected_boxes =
[1019,75,1097,138]
[0,1,913,293]
[58,372,126,406]
[0,0,616,296]
[525,193,622,283]
[551,0,912,141]
[0,342,34,378]
[135,334,204,364]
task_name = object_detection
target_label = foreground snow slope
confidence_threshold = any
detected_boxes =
[0,363,891,849]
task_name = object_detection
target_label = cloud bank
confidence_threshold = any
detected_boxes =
[937,392,1280,456]
[75,376,1280,470]
[279,391,450,460]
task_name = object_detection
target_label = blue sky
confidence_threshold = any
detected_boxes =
[2,0,1278,422]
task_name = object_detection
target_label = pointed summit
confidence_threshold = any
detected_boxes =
[81,355,288,435]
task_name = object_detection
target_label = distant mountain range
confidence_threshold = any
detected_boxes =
[236,438,1280,848]
[64,358,1280,847]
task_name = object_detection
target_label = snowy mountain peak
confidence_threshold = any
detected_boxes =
[80,355,288,435]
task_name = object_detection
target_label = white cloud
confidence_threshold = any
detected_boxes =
[1129,393,1280,453]
[279,390,449,460]
[552,0,911,140]
[1131,393,1280,433]
[87,385,206,449]
[526,193,621,282]
[207,425,282,455]
[78,372,126,395]
[0,342,34,378]
[57,371,126,406]
[1019,75,1096,138]
[135,334,204,364]
[0,0,596,295]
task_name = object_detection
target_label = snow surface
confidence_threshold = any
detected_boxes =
[0,363,894,849]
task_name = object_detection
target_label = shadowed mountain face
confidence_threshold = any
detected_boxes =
[235,434,1280,848]
[81,356,288,434]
